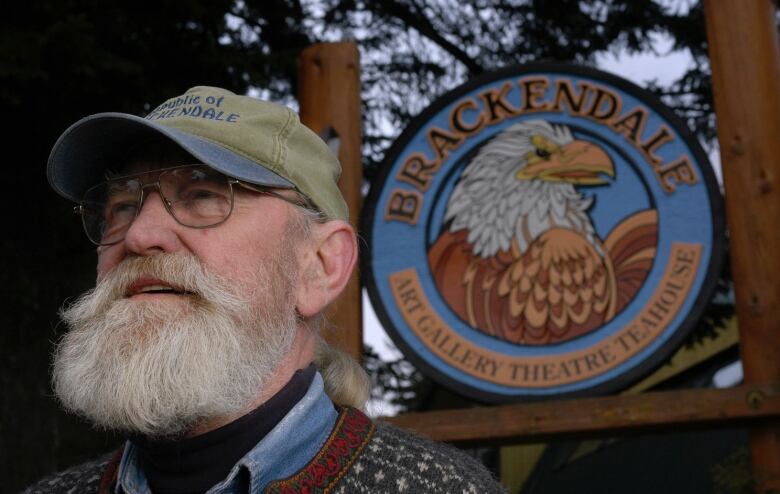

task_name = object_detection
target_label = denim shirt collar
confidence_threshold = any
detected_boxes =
[116,372,338,494]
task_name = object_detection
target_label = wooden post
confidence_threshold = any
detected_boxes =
[298,42,364,361]
[704,1,780,491]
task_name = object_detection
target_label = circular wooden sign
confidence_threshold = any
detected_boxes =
[362,63,724,402]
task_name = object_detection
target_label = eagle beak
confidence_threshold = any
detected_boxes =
[516,140,615,185]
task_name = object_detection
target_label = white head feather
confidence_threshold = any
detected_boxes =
[444,120,599,258]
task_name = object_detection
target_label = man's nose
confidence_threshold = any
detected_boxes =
[122,189,183,255]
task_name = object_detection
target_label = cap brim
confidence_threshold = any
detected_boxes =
[48,113,293,202]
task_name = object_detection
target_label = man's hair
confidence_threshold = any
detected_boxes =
[314,337,371,409]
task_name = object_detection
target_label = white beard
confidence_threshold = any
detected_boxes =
[52,251,298,438]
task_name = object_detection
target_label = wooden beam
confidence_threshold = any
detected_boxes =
[298,42,364,361]
[384,383,780,447]
[703,1,780,491]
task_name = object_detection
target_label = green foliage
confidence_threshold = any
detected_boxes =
[363,345,428,412]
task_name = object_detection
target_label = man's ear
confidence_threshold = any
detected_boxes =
[296,220,357,318]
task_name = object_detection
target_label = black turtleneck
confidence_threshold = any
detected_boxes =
[131,364,316,494]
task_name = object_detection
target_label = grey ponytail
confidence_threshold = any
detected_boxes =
[314,336,371,410]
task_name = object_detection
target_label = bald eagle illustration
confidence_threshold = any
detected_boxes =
[428,120,658,345]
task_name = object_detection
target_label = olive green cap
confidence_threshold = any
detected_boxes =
[48,86,348,221]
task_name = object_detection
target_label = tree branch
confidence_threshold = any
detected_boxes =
[375,0,485,75]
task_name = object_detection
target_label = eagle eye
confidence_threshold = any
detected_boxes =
[535,148,551,159]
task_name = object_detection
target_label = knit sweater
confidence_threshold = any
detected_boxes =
[22,408,506,494]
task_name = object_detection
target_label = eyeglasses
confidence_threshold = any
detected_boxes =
[75,164,313,246]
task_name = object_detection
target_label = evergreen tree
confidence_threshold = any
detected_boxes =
[308,0,714,175]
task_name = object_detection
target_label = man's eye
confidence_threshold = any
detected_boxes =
[108,201,138,217]
[111,201,137,214]
[181,188,225,202]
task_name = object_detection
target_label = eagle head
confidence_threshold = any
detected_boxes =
[444,120,615,258]
[515,131,614,185]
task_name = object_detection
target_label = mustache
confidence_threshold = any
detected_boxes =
[68,254,249,317]
[98,254,210,299]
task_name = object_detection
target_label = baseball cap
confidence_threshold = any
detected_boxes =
[47,86,348,221]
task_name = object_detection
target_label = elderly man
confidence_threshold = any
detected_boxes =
[24,87,505,494]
